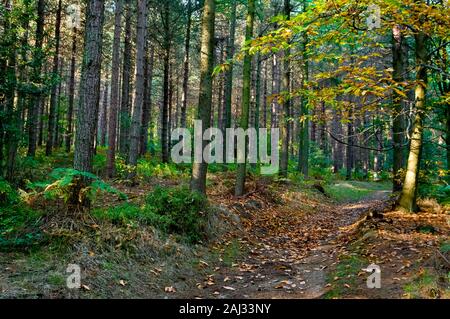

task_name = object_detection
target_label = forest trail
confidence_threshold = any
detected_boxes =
[181,186,393,299]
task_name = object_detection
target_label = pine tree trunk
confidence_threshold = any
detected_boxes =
[119,3,133,157]
[190,0,216,195]
[46,0,62,156]
[106,0,123,177]
[66,27,78,153]
[180,0,192,129]
[235,0,256,196]
[280,0,291,178]
[27,0,45,157]
[72,0,104,208]
[128,0,148,177]
[222,0,237,136]
[161,1,171,163]
[140,44,154,156]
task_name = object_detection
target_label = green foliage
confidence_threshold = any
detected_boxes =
[0,202,43,250]
[93,203,142,225]
[29,168,127,202]
[94,186,209,244]
[144,186,209,243]
[0,179,20,206]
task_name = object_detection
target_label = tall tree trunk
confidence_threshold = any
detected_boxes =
[392,24,407,192]
[128,0,148,177]
[27,0,45,157]
[398,31,428,212]
[46,0,62,155]
[190,0,216,195]
[279,0,291,178]
[72,0,104,207]
[180,0,192,129]
[106,0,123,177]
[66,27,78,153]
[161,1,171,163]
[235,0,256,196]
[298,0,309,176]
[222,0,237,136]
[119,3,132,157]
[140,44,154,156]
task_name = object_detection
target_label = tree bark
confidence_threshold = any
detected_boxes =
[190,0,216,195]
[27,0,45,157]
[106,0,123,177]
[46,0,62,155]
[119,2,133,157]
[180,0,193,129]
[128,0,148,177]
[235,0,256,196]
[66,28,77,154]
[72,0,104,201]
[222,0,237,136]
[392,24,407,192]
[398,31,428,212]
[279,0,291,178]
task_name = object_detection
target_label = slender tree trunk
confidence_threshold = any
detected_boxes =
[46,0,62,155]
[66,27,77,153]
[190,0,216,195]
[180,0,192,129]
[222,0,237,136]
[119,3,132,157]
[128,0,148,177]
[106,0,123,177]
[298,0,309,176]
[140,44,154,156]
[235,0,256,196]
[72,0,105,208]
[161,1,171,163]
[392,24,407,192]
[398,31,428,212]
[27,0,45,157]
[280,0,291,178]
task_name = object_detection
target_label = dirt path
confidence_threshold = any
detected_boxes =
[182,189,391,299]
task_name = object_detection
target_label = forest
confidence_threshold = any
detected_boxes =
[0,0,449,300]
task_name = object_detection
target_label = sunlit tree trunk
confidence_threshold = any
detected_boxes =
[66,27,78,153]
[398,31,428,213]
[190,0,216,195]
[392,24,407,192]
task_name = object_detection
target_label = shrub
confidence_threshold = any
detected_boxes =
[0,203,43,250]
[144,186,208,243]
[93,203,142,225]
[0,179,19,206]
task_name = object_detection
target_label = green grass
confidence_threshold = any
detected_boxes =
[324,181,391,202]
[324,254,367,299]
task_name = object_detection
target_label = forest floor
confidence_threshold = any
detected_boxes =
[0,175,449,299]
